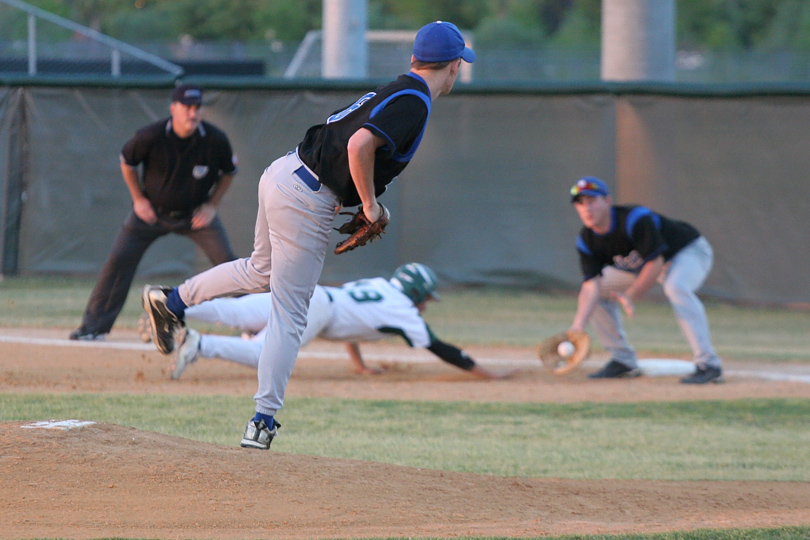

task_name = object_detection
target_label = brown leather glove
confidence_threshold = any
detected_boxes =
[537,330,591,376]
[334,204,390,255]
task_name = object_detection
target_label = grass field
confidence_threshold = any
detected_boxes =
[3,275,810,361]
[2,275,810,540]
[3,394,810,482]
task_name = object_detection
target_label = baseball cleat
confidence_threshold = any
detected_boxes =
[170,328,200,380]
[141,285,183,355]
[680,365,723,384]
[68,328,105,341]
[137,313,152,343]
[587,359,641,379]
[240,418,281,450]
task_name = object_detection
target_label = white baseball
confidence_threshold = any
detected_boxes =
[557,340,575,358]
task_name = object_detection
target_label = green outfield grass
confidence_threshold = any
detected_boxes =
[0,275,245,336]
[2,394,809,482]
[2,275,809,362]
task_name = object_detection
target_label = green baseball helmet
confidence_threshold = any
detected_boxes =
[389,263,440,305]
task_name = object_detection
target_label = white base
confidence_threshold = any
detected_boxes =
[637,359,695,377]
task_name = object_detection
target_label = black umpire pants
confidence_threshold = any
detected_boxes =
[78,210,236,335]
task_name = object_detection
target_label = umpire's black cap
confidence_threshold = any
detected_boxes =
[171,84,203,106]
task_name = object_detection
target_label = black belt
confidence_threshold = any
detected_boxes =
[155,209,191,219]
[293,165,321,192]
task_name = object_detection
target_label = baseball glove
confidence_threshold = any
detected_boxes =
[334,204,390,255]
[537,330,591,376]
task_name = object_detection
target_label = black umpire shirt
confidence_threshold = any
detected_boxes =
[120,118,237,216]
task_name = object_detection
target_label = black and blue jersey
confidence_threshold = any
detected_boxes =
[576,205,700,280]
[297,73,432,207]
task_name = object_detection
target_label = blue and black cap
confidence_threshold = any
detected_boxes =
[570,176,610,203]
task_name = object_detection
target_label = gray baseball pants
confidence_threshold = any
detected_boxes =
[176,151,340,416]
[590,236,721,370]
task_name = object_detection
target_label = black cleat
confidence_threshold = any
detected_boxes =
[141,285,183,354]
[681,366,723,384]
[69,328,105,341]
[587,359,641,379]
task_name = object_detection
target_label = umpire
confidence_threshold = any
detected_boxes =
[70,84,238,341]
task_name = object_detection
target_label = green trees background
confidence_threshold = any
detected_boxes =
[7,0,810,52]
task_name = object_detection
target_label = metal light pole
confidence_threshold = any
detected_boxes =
[322,0,368,79]
[602,0,675,81]
[604,0,678,208]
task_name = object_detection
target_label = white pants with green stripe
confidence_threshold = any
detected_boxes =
[188,287,334,369]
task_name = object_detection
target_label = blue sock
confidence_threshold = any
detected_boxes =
[253,412,275,426]
[166,288,187,318]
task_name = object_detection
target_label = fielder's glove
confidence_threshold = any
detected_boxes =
[537,330,591,376]
[334,204,390,255]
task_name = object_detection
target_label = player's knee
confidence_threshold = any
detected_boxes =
[663,281,695,303]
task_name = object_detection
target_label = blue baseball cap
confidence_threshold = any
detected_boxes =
[570,176,610,202]
[171,84,203,106]
[413,21,475,63]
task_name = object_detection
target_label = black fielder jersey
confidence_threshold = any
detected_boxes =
[120,119,237,214]
[297,72,432,207]
[576,205,701,280]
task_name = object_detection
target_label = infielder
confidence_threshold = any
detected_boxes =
[567,177,723,384]
[167,263,510,381]
[143,22,475,449]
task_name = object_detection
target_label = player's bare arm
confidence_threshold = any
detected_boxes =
[347,127,386,222]
[120,161,156,224]
[612,255,665,319]
[570,277,601,332]
[345,342,386,375]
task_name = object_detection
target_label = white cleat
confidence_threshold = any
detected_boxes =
[240,418,281,450]
[171,328,200,380]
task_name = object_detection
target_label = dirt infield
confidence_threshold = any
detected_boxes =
[2,328,810,539]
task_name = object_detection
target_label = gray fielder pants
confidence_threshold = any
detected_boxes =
[590,236,721,370]
[176,151,340,416]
